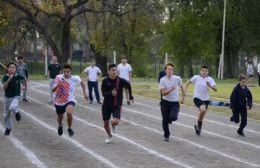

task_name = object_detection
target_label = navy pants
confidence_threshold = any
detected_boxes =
[160,99,180,138]
[232,108,247,132]
[88,81,100,102]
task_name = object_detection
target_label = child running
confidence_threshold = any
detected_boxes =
[230,74,253,137]
[2,62,27,135]
[184,65,217,135]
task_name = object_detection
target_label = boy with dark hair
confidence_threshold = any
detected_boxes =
[2,62,26,135]
[101,64,133,143]
[230,74,253,137]
[184,65,217,135]
[159,63,184,141]
[53,64,88,137]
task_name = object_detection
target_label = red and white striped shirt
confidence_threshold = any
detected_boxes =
[53,74,81,106]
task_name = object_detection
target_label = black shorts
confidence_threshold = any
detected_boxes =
[193,98,210,109]
[55,101,76,115]
[102,106,121,121]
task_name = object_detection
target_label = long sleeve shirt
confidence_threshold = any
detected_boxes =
[230,83,253,109]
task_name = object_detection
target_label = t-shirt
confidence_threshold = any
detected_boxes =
[53,74,81,106]
[190,75,216,101]
[83,66,101,82]
[246,64,254,76]
[48,63,61,79]
[257,63,260,74]
[117,63,132,81]
[16,63,27,78]
[159,75,182,102]
[2,74,25,98]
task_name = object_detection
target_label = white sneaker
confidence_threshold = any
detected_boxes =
[112,125,117,134]
[105,136,112,144]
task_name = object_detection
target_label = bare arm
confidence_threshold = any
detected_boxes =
[80,81,88,100]
[180,84,185,104]
[207,82,217,92]
[160,86,176,96]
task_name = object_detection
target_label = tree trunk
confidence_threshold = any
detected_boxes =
[61,20,71,65]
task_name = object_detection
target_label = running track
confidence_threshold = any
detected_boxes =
[0,81,260,168]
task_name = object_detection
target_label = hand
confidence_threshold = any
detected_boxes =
[112,89,117,97]
[180,99,184,104]
[206,81,211,87]
[84,95,89,101]
[9,74,14,80]
[247,106,252,110]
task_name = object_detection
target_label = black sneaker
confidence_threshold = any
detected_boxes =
[164,137,169,142]
[194,124,201,136]
[58,125,63,136]
[127,101,131,105]
[23,99,29,102]
[97,101,102,104]
[4,128,11,136]
[237,130,245,137]
[230,116,234,122]
[15,112,21,122]
[68,128,74,137]
[89,100,93,104]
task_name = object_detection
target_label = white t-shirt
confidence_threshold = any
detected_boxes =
[190,75,216,101]
[159,75,182,102]
[53,74,81,105]
[257,63,260,74]
[84,66,101,82]
[117,63,132,81]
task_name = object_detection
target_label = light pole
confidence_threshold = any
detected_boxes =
[218,0,227,79]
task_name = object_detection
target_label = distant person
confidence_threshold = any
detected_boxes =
[257,62,260,86]
[159,63,184,141]
[230,74,253,137]
[48,56,61,104]
[117,55,133,105]
[82,60,102,104]
[2,62,27,135]
[246,61,254,87]
[184,65,217,136]
[53,64,88,137]
[158,66,166,100]
[16,56,28,102]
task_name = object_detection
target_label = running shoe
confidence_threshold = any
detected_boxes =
[68,128,74,137]
[4,128,11,136]
[23,98,29,102]
[105,136,112,144]
[194,124,201,136]
[15,112,21,122]
[58,125,63,136]
[237,130,245,137]
[164,137,169,142]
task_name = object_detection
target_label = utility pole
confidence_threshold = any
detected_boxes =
[218,0,227,79]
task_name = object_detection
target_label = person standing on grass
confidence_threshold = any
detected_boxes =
[48,56,61,104]
[117,55,133,105]
[53,64,88,137]
[184,65,217,136]
[159,63,185,141]
[2,62,26,136]
[16,56,29,102]
[101,64,133,144]
[230,74,253,137]
[82,59,102,104]
[257,62,260,87]
[246,61,254,87]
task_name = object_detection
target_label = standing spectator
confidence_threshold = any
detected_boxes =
[48,56,61,104]
[16,56,28,102]
[82,59,102,104]
[246,61,254,87]
[117,55,133,105]
[257,62,260,86]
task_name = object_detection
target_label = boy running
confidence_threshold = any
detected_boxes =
[230,74,253,137]
[184,65,217,135]
[159,63,185,141]
[52,64,88,137]
[2,62,26,135]
[16,56,29,102]
[101,64,133,143]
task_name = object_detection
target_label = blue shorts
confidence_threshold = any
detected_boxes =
[55,101,76,115]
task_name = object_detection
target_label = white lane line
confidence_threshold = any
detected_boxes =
[31,86,260,150]
[133,101,260,135]
[0,97,120,168]
[25,94,193,168]
[0,123,48,168]
[28,88,260,168]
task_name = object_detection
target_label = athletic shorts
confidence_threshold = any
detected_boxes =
[102,106,121,121]
[55,101,76,115]
[193,98,210,109]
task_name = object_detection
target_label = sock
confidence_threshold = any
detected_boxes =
[198,121,202,129]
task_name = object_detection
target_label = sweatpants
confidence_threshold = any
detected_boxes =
[232,108,247,132]
[3,96,20,130]
[160,99,180,138]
